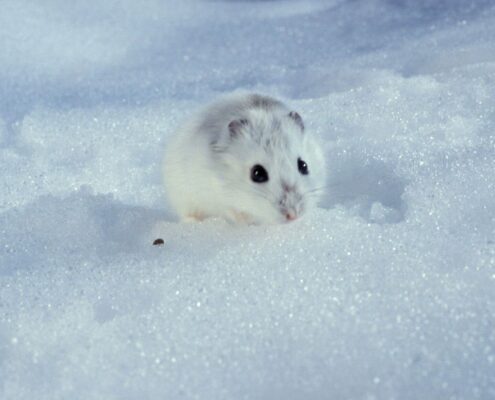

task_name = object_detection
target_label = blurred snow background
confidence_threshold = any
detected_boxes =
[1,0,495,399]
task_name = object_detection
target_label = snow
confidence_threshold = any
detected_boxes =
[1,0,495,399]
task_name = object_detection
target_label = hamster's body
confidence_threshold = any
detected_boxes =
[163,93,326,224]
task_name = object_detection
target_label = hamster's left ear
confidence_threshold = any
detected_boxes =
[228,118,248,138]
[289,111,304,132]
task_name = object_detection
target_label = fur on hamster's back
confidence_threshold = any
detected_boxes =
[196,93,288,141]
[167,93,287,147]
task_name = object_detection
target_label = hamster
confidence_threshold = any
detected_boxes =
[163,93,326,224]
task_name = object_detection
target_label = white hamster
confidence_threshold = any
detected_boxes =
[163,93,326,224]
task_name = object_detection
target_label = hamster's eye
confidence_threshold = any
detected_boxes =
[298,158,309,175]
[251,165,269,183]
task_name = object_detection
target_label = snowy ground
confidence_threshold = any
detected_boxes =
[1,0,495,399]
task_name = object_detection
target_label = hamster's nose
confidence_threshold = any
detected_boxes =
[285,210,297,221]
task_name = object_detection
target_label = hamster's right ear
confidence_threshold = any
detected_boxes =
[228,118,248,138]
[289,111,304,132]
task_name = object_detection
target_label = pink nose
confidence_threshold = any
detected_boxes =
[285,211,297,221]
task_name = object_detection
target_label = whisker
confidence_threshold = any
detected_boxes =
[303,186,327,196]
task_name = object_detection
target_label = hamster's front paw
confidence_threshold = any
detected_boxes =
[185,211,207,222]
[230,210,256,225]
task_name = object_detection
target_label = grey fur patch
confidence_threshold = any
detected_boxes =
[202,93,289,154]
[249,94,284,111]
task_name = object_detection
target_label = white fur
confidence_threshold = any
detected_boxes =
[163,93,326,224]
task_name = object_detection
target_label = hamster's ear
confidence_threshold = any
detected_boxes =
[228,118,248,138]
[289,111,304,132]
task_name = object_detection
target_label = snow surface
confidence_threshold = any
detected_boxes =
[1,0,495,399]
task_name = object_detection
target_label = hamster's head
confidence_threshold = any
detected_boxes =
[212,108,326,224]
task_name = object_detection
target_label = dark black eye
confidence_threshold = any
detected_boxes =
[298,158,309,175]
[251,164,269,183]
